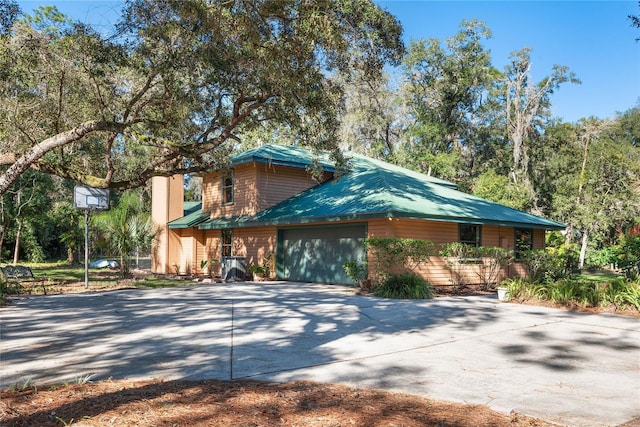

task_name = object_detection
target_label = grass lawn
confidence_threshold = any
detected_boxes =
[3,262,196,296]
[579,269,619,283]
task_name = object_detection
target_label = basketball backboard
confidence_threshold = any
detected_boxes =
[74,186,110,210]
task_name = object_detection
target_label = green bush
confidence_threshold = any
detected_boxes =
[609,234,640,280]
[374,273,433,299]
[500,276,531,300]
[441,243,512,289]
[343,260,367,286]
[520,247,578,283]
[605,277,640,310]
[366,237,433,284]
[503,275,640,311]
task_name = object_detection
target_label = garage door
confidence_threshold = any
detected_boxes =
[279,224,367,284]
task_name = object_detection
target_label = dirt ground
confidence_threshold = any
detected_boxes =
[2,275,638,426]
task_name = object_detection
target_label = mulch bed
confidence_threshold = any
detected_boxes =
[0,379,558,427]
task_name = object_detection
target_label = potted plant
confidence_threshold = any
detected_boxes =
[496,285,510,301]
[496,278,519,302]
[250,264,267,281]
[200,260,210,276]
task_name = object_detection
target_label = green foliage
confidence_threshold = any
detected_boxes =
[440,243,511,289]
[343,260,368,286]
[366,237,433,283]
[519,244,579,283]
[1,0,404,194]
[608,233,640,280]
[500,277,532,301]
[0,0,20,36]
[374,273,433,299]
[92,191,156,278]
[475,246,512,289]
[440,242,479,288]
[502,275,640,311]
[401,19,495,179]
[249,264,266,276]
[473,170,532,210]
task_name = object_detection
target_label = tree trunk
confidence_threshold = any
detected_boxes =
[12,219,22,265]
[579,229,588,269]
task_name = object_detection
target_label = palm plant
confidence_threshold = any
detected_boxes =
[92,192,156,278]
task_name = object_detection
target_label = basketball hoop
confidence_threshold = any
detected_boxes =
[74,186,110,211]
[74,186,110,289]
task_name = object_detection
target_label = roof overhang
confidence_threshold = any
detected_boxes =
[197,211,565,231]
[168,203,210,229]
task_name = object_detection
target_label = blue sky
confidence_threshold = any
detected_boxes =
[17,1,640,123]
[379,1,640,123]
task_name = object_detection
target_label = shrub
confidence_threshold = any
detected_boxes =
[343,260,367,286]
[500,277,531,300]
[475,247,512,289]
[609,234,640,280]
[520,247,578,283]
[366,237,433,284]
[440,242,479,288]
[603,277,640,310]
[374,273,433,299]
[441,244,511,290]
[618,282,640,310]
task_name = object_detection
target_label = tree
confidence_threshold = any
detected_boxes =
[401,20,498,179]
[0,0,404,194]
[472,169,532,211]
[0,0,19,36]
[546,114,640,268]
[630,1,640,40]
[338,69,407,161]
[502,48,580,181]
[0,170,53,263]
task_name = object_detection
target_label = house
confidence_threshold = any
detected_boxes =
[151,144,565,286]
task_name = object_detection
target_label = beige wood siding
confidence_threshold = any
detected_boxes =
[533,229,545,249]
[202,164,259,218]
[151,175,184,274]
[364,218,530,287]
[176,229,193,275]
[234,226,278,274]
[204,231,222,277]
[193,229,206,274]
[202,163,329,219]
[256,164,327,210]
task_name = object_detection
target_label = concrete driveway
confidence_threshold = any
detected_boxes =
[1,282,639,426]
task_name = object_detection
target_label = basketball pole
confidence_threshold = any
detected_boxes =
[84,209,89,289]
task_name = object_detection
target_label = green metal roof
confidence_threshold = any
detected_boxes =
[230,144,337,172]
[168,202,209,229]
[198,148,565,231]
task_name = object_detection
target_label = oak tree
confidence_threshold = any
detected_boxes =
[0,0,404,194]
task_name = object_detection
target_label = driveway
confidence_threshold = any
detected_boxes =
[1,282,639,426]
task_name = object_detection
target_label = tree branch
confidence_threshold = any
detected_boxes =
[0,120,128,194]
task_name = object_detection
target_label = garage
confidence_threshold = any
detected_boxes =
[278,224,367,284]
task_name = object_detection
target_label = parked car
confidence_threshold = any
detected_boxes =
[89,259,120,269]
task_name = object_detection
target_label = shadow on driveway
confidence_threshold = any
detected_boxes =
[1,282,639,426]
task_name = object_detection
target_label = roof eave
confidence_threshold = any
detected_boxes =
[231,156,336,173]
[197,210,565,231]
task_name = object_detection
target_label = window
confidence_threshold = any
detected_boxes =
[221,229,233,257]
[459,224,481,247]
[515,228,533,260]
[222,171,234,205]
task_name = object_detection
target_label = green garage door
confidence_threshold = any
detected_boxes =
[279,224,367,284]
